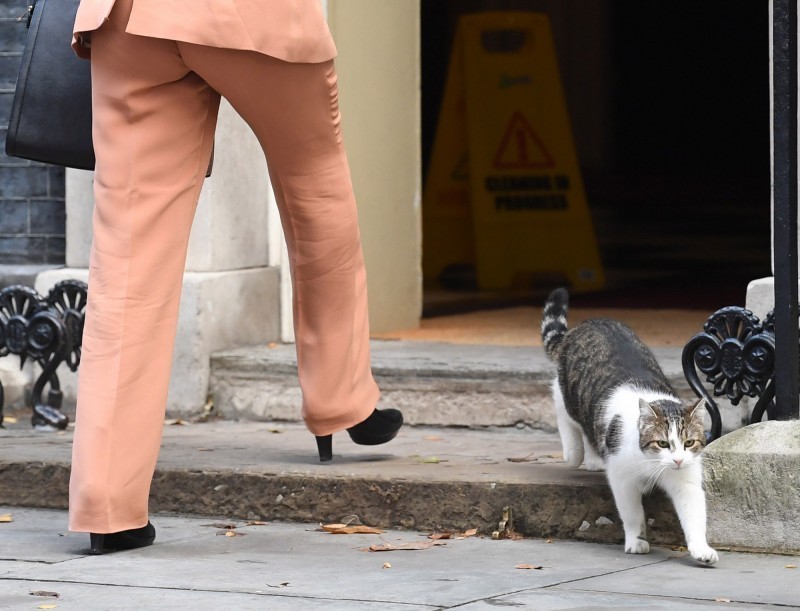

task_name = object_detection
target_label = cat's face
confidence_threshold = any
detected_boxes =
[638,398,706,469]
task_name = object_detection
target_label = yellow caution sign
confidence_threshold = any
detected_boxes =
[423,12,604,291]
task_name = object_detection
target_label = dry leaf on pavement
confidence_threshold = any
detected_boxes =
[220,530,245,537]
[203,522,238,529]
[3,416,17,424]
[37,606,58,610]
[0,514,13,523]
[382,562,392,569]
[246,521,268,526]
[429,527,478,540]
[507,453,537,463]
[29,592,59,598]
[368,540,446,552]
[715,598,731,603]
[786,564,797,569]
[419,456,447,464]
[424,435,443,441]
[322,523,384,535]
[516,564,543,570]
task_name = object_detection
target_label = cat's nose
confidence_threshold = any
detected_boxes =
[673,458,683,466]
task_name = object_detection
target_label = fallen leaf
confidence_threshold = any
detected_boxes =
[786,564,798,569]
[266,426,283,434]
[671,545,687,552]
[516,564,543,570]
[266,582,290,588]
[322,523,384,535]
[420,456,447,464]
[507,453,537,463]
[203,522,238,529]
[0,514,13,523]
[221,530,245,537]
[428,532,452,540]
[382,562,392,569]
[4,416,17,424]
[423,435,443,441]
[715,598,731,603]
[545,539,553,544]
[246,521,268,526]
[29,591,59,598]
[541,453,563,459]
[268,342,279,349]
[368,540,445,552]
[166,419,186,426]
[37,606,58,610]
[463,528,478,538]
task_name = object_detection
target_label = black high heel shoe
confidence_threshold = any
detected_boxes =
[88,521,156,554]
[316,408,403,462]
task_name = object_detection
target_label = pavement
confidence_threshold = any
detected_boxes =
[1,506,798,610]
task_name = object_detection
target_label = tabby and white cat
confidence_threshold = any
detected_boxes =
[541,288,718,565]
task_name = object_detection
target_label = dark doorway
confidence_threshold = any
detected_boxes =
[421,0,770,314]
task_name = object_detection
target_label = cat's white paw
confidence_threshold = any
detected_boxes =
[624,538,650,554]
[689,543,718,565]
[584,458,605,472]
[564,447,584,469]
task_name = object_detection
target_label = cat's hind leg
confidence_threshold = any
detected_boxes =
[582,436,605,471]
[551,379,584,468]
[606,461,649,554]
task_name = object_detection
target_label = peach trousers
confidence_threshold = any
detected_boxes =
[69,0,380,533]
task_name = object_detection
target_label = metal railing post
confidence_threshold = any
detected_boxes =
[772,0,800,420]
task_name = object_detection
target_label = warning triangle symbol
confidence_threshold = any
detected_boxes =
[493,112,555,169]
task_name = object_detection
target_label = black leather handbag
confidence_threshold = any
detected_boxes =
[5,0,95,170]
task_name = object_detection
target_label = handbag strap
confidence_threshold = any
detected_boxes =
[18,1,37,28]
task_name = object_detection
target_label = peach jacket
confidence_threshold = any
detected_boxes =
[72,0,337,62]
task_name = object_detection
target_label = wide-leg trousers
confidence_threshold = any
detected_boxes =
[69,1,380,533]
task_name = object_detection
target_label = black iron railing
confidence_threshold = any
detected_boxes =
[772,0,800,423]
[683,306,781,441]
[0,280,87,429]
[682,2,799,441]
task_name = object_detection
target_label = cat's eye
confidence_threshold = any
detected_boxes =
[656,440,670,449]
[684,440,696,448]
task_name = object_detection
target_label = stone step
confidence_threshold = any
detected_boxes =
[0,420,684,547]
[210,340,741,431]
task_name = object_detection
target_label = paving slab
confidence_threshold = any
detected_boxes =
[1,508,796,610]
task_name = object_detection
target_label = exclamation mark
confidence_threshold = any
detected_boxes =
[516,130,528,164]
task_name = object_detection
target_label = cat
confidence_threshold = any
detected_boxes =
[541,288,718,565]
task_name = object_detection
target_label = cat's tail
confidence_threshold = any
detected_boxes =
[541,288,569,360]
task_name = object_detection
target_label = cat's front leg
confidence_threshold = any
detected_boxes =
[606,465,649,554]
[661,466,718,565]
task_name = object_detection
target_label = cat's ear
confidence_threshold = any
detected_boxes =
[638,398,658,419]
[686,398,707,421]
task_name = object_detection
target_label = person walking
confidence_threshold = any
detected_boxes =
[69,0,403,554]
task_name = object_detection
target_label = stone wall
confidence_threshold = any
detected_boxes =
[0,1,65,266]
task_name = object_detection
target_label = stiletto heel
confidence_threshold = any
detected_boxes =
[316,434,333,462]
[313,409,403,462]
[86,522,156,554]
[89,533,105,555]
